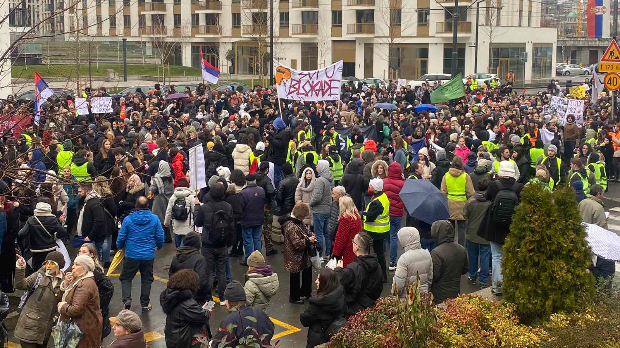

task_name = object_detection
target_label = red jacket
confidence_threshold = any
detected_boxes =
[171,152,186,186]
[383,162,405,217]
[332,214,362,267]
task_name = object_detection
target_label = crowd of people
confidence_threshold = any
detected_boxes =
[0,73,616,348]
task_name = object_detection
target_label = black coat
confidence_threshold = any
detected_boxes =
[300,285,345,348]
[195,184,234,248]
[335,255,383,317]
[430,221,468,304]
[276,174,299,216]
[269,128,292,165]
[431,159,451,189]
[479,179,523,244]
[340,159,368,212]
[205,146,228,178]
[102,196,118,237]
[18,215,67,253]
[160,289,210,348]
[169,234,208,303]
[94,267,114,339]
[119,184,145,220]
[256,171,276,209]
[80,197,107,242]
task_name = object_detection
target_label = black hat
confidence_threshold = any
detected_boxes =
[245,174,256,182]
[224,281,246,302]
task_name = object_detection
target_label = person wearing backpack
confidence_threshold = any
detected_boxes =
[480,161,523,296]
[194,179,234,302]
[165,177,195,247]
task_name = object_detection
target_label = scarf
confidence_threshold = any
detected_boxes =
[60,270,94,301]
[249,265,273,277]
[76,191,101,237]
[126,173,142,192]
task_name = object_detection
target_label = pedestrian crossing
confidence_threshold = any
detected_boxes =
[605,208,620,275]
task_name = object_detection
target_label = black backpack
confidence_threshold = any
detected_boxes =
[491,181,520,225]
[208,202,231,245]
[171,197,189,221]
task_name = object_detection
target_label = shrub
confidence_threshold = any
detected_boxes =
[502,183,594,323]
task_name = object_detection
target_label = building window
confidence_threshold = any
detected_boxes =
[139,14,146,27]
[301,43,318,70]
[443,46,465,75]
[123,0,130,5]
[332,10,342,26]
[123,14,130,27]
[356,10,374,23]
[279,11,289,27]
[417,8,429,25]
[109,0,115,7]
[96,0,101,6]
[232,13,241,27]
[192,45,218,68]
[97,14,102,24]
[174,0,180,3]
[109,15,116,27]
[191,13,199,26]
[445,7,468,20]
[252,12,267,24]
[174,14,181,27]
[301,11,318,25]
[390,9,401,26]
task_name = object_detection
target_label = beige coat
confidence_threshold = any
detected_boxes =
[244,272,280,310]
[232,143,252,175]
[579,196,607,228]
[441,168,475,221]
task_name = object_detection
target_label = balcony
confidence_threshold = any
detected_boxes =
[143,2,167,12]
[140,25,168,35]
[291,24,318,35]
[242,24,267,35]
[242,0,267,9]
[195,0,222,11]
[346,23,374,35]
[435,21,472,35]
[196,24,222,35]
[346,0,374,6]
[291,0,318,8]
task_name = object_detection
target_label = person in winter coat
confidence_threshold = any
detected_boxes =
[464,177,492,287]
[14,251,66,348]
[205,143,229,179]
[454,136,471,161]
[244,250,279,311]
[327,186,346,243]
[281,203,315,304]
[430,220,468,304]
[300,269,345,348]
[431,149,451,189]
[77,181,108,252]
[94,139,114,177]
[169,148,186,187]
[27,149,47,183]
[238,174,266,265]
[164,177,195,247]
[440,156,475,246]
[62,166,80,236]
[18,200,67,271]
[392,137,409,171]
[393,227,433,296]
[579,184,607,228]
[383,162,405,270]
[310,160,334,258]
[225,172,245,257]
[57,255,103,348]
[332,196,362,268]
[71,149,98,181]
[108,310,149,348]
[470,159,491,192]
[417,147,435,179]
[276,163,299,217]
[232,136,252,175]
[371,160,388,180]
[255,162,277,255]
[119,173,146,221]
[340,158,367,211]
[295,168,316,226]
[78,243,115,340]
[92,177,118,266]
[160,269,211,348]
[267,117,293,188]
[169,232,208,303]
[151,161,174,243]
[335,232,383,317]
[463,152,478,174]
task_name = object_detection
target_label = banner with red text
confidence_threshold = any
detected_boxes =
[0,114,32,137]
[275,60,343,101]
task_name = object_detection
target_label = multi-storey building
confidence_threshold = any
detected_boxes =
[23,0,558,82]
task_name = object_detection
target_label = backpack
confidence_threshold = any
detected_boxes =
[491,181,519,225]
[171,197,189,221]
[208,202,231,245]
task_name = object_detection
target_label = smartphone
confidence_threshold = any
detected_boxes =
[203,301,215,311]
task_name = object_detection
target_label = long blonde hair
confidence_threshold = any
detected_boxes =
[339,196,360,220]
[93,176,112,196]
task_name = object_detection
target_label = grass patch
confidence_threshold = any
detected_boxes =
[12,64,203,79]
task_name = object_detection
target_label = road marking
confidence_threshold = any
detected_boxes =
[8,343,20,348]
[144,331,165,342]
[109,274,302,339]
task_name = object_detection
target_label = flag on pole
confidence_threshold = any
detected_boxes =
[593,70,603,102]
[199,47,220,84]
[34,72,53,126]
[430,73,465,104]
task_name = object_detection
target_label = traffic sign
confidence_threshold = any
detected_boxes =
[601,40,620,62]
[604,72,620,91]
[599,62,620,72]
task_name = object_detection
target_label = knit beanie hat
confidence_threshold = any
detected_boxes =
[224,281,247,302]
[45,251,66,269]
[247,250,265,267]
[74,254,95,272]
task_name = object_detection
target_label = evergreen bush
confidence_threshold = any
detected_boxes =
[502,182,594,323]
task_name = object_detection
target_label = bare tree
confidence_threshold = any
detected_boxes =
[241,0,272,80]
[375,1,415,80]
[482,0,506,75]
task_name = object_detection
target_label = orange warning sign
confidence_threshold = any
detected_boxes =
[601,40,620,62]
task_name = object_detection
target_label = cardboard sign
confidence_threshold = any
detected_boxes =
[74,98,90,115]
[90,97,113,113]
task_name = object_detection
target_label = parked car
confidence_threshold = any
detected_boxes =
[215,82,250,93]
[362,77,386,87]
[17,89,74,102]
[408,74,452,88]
[557,64,590,76]
[462,73,498,85]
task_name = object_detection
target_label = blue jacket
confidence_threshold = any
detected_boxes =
[29,149,47,183]
[117,209,164,260]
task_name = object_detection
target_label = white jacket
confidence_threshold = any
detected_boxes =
[393,227,433,296]
[164,187,195,236]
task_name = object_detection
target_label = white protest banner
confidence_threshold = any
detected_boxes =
[550,96,585,126]
[74,98,90,115]
[397,78,407,89]
[90,97,113,113]
[188,144,207,191]
[275,60,343,101]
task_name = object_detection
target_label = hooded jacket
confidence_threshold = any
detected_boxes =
[382,162,405,217]
[171,152,186,186]
[269,128,292,165]
[211,304,273,348]
[165,187,196,236]
[244,266,280,310]
[300,285,345,348]
[72,155,98,180]
[332,213,362,267]
[480,179,523,244]
[169,233,208,302]
[205,144,229,177]
[335,254,383,316]
[196,183,235,247]
[160,288,210,348]
[18,202,67,253]
[256,171,276,209]
[295,168,317,225]
[238,182,266,227]
[232,143,252,175]
[276,174,299,216]
[464,193,491,245]
[310,160,334,215]
[340,158,367,212]
[431,151,451,189]
[430,221,468,303]
[440,168,475,220]
[470,164,491,192]
[151,161,174,224]
[29,149,47,183]
[393,227,433,296]
[362,150,376,179]
[371,160,389,179]
[117,209,165,260]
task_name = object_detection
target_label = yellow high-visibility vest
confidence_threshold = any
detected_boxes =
[363,193,390,233]
[444,172,467,202]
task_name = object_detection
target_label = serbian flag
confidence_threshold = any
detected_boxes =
[587,0,604,38]
[200,47,219,84]
[34,72,53,126]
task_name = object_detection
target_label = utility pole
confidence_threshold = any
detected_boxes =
[88,41,92,89]
[122,38,127,82]
[269,0,274,86]
[474,1,480,73]
[451,0,459,77]
[614,0,618,40]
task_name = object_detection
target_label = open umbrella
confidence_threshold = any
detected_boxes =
[399,179,449,225]
[415,104,437,113]
[583,223,620,261]
[165,92,189,101]
[106,249,125,276]
[373,103,397,110]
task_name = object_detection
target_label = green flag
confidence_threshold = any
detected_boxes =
[430,73,465,104]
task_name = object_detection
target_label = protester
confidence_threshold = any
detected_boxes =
[327,186,346,244]
[238,174,266,265]
[392,227,433,296]
[18,199,67,271]
[151,161,174,244]
[332,196,362,268]
[281,202,315,304]
[255,162,277,255]
[276,163,299,217]
[429,220,468,303]
[108,310,149,348]
[244,250,280,310]
[78,243,114,340]
[382,162,405,270]
[164,177,195,247]
[168,232,208,304]
[310,160,335,258]
[363,178,390,283]
[464,177,492,287]
[295,168,316,226]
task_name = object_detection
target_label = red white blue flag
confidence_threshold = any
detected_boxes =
[200,47,219,84]
[34,72,53,126]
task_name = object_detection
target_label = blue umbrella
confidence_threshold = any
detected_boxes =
[415,104,437,113]
[373,103,397,110]
[399,179,449,225]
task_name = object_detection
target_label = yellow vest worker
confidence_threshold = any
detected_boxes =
[71,162,90,181]
[327,154,343,183]
[529,147,544,169]
[470,79,478,91]
[364,179,390,234]
[570,169,592,195]
[444,172,467,202]
[588,161,607,191]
